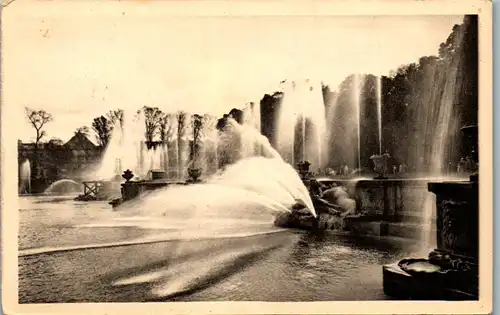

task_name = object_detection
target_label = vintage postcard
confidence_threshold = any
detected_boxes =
[1,0,493,314]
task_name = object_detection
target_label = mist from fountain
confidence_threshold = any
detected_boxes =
[20,159,31,194]
[84,118,315,298]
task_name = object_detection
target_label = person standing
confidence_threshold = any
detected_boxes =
[457,157,466,173]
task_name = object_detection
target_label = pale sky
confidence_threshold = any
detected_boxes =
[3,1,464,143]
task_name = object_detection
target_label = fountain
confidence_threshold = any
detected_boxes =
[354,74,362,171]
[112,117,315,215]
[333,23,473,238]
[382,125,479,300]
[19,159,31,194]
[44,179,82,195]
[276,79,327,170]
[376,76,383,155]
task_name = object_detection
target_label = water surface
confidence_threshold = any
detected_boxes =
[19,196,421,303]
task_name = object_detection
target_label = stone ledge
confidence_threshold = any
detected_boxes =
[344,218,435,238]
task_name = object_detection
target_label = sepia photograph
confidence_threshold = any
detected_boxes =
[1,0,493,314]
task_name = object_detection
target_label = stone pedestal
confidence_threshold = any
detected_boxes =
[187,168,202,183]
[382,180,479,300]
[121,181,143,202]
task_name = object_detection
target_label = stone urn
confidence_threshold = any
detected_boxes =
[370,153,389,179]
[297,161,311,180]
[122,169,134,182]
[187,167,202,183]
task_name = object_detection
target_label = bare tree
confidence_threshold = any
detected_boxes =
[25,107,53,148]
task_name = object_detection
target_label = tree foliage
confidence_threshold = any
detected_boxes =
[92,116,113,147]
[74,126,90,136]
[190,114,203,161]
[141,106,164,143]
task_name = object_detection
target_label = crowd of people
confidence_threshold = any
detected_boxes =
[311,157,477,178]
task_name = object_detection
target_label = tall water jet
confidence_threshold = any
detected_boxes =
[162,142,169,173]
[415,19,471,251]
[242,103,261,158]
[354,74,362,170]
[200,115,219,175]
[276,79,327,170]
[275,81,297,165]
[174,112,192,180]
[94,110,146,180]
[20,159,31,194]
[376,76,383,155]
[301,115,306,161]
[316,83,328,169]
[324,88,340,169]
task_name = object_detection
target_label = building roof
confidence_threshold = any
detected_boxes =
[64,133,98,151]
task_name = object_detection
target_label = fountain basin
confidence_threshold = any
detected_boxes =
[283,177,446,237]
[302,177,450,238]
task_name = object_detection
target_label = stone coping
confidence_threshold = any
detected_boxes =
[308,177,469,188]
[428,181,478,195]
